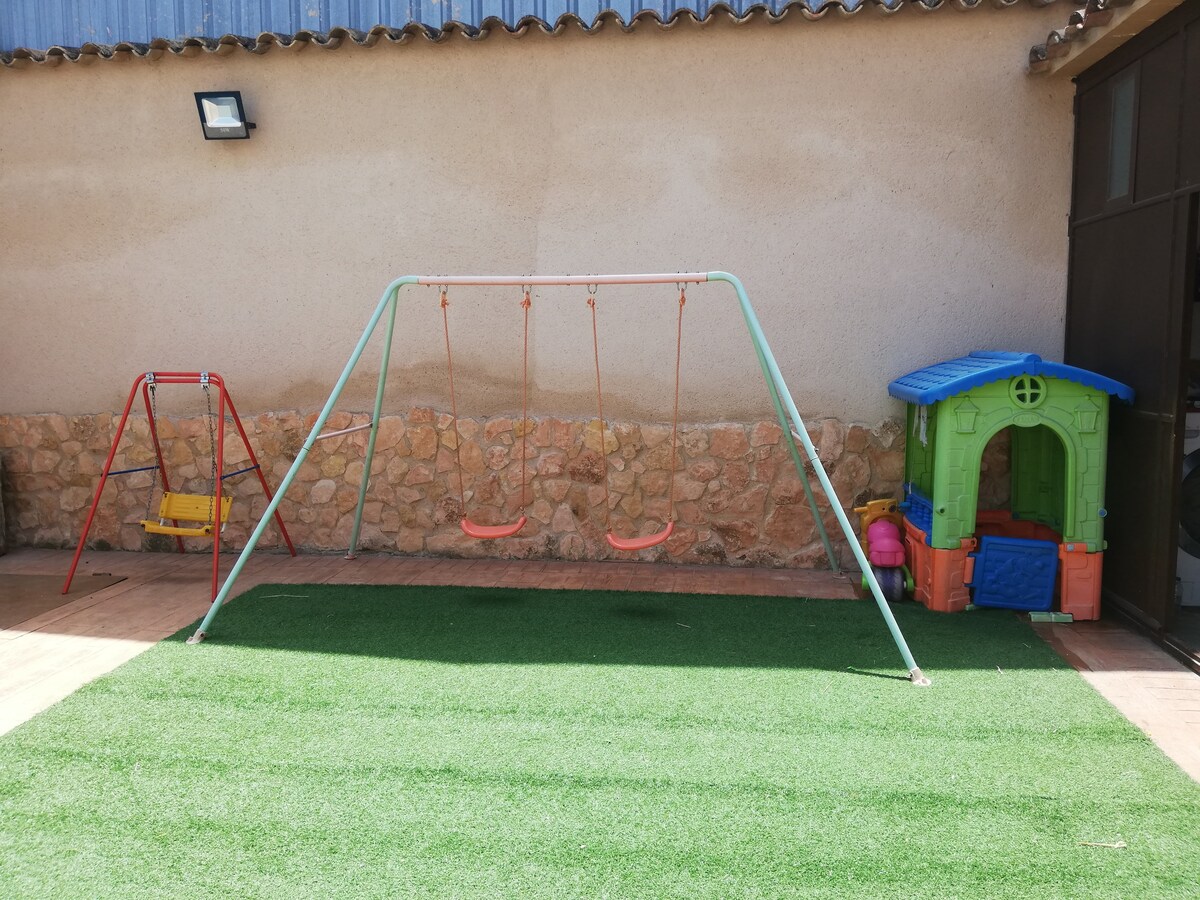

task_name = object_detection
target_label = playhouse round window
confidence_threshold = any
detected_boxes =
[1009,375,1047,409]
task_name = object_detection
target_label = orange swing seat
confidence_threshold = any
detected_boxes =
[606,520,674,552]
[461,516,528,540]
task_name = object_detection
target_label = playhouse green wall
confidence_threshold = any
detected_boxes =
[903,376,1111,552]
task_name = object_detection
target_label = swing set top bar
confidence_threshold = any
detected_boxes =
[141,372,225,385]
[415,273,711,287]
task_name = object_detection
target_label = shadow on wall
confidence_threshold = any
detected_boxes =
[185,583,1069,674]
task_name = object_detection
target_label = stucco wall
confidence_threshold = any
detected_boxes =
[0,10,1072,426]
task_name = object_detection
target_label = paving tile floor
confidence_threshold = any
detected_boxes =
[1,548,1198,783]
[1033,619,1200,781]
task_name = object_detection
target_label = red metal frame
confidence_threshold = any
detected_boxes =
[62,371,297,602]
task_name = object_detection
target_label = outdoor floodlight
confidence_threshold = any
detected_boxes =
[194,91,256,140]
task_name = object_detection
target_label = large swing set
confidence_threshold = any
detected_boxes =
[183,272,930,686]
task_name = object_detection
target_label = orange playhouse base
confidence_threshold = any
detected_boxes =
[903,520,975,613]
[901,512,1102,620]
[1058,543,1103,621]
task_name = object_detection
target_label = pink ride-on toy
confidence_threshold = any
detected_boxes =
[855,499,914,603]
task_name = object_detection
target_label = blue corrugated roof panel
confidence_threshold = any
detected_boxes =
[0,1,854,51]
[0,0,1048,63]
[888,351,1135,406]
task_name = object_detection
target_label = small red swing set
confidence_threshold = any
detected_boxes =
[438,282,687,550]
[62,371,296,601]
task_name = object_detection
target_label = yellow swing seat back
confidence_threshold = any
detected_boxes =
[141,492,232,537]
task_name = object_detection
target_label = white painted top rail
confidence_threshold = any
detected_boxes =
[415,273,710,287]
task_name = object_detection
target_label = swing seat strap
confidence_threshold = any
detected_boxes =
[590,285,685,554]
[441,286,531,541]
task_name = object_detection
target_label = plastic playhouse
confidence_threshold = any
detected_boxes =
[863,351,1134,620]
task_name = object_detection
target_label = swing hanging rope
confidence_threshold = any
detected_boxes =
[440,287,529,540]
[441,289,468,514]
[519,287,532,512]
[142,375,161,524]
[588,284,685,552]
[668,284,685,517]
[203,375,218,527]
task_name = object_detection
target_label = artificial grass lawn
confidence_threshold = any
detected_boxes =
[2,587,1199,899]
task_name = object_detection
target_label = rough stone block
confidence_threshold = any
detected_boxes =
[409,426,438,460]
[583,421,618,454]
[567,451,605,485]
[709,425,750,460]
[404,464,434,486]
[750,421,782,447]
[320,454,348,478]
[374,418,406,451]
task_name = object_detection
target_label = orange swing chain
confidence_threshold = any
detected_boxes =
[587,287,613,528]
[667,285,686,521]
[519,288,532,512]
[440,288,468,513]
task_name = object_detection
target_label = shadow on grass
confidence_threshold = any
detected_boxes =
[184,583,1067,675]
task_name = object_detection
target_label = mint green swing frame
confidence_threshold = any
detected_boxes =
[187,272,929,686]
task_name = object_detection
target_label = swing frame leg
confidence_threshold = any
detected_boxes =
[756,351,840,574]
[63,378,143,595]
[63,373,185,595]
[346,292,399,560]
[188,278,420,643]
[209,380,227,605]
[220,388,297,559]
[711,272,930,686]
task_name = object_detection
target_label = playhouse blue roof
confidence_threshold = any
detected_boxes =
[888,351,1135,406]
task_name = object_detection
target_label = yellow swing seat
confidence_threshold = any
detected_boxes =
[141,492,232,538]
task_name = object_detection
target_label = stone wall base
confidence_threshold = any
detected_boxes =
[0,409,1008,568]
